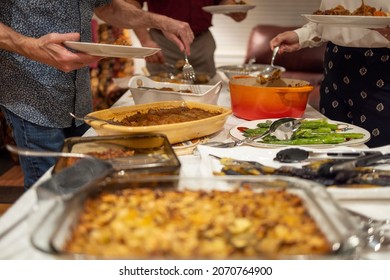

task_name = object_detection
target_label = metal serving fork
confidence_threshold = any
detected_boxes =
[182,53,201,94]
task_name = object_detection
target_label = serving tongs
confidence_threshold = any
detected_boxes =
[274,147,372,163]
[0,150,113,240]
[318,152,389,176]
[6,144,92,160]
[202,117,302,148]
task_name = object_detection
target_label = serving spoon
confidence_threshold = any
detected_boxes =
[69,112,125,126]
[202,117,301,148]
[257,45,281,84]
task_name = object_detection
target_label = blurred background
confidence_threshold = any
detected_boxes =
[131,0,322,72]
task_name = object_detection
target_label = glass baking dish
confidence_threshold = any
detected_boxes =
[31,175,365,259]
[52,133,181,177]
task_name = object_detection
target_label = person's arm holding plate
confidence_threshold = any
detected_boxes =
[95,0,194,55]
[0,22,102,72]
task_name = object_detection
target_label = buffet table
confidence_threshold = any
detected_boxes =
[0,73,389,260]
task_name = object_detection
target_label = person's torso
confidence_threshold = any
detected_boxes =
[0,0,111,126]
[145,0,218,35]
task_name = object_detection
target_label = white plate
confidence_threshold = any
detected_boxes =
[302,14,390,28]
[64,41,160,58]
[197,144,390,199]
[202,4,255,14]
[229,118,371,148]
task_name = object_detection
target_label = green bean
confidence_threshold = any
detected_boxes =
[242,127,268,137]
[299,119,339,130]
[329,133,365,139]
[262,135,347,145]
[256,122,271,128]
[244,119,365,145]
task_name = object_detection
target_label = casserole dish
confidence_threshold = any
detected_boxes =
[229,76,313,120]
[85,101,232,144]
[53,134,180,176]
[129,76,222,105]
[32,176,364,259]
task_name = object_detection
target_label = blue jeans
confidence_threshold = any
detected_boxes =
[1,107,89,190]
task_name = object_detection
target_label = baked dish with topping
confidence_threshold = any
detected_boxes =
[63,187,331,258]
[85,101,232,144]
[119,107,220,127]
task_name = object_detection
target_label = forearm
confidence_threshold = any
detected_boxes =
[133,28,153,45]
[95,0,166,30]
[0,22,31,58]
[294,22,325,48]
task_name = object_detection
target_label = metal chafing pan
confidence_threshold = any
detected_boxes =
[53,133,181,176]
[31,175,365,259]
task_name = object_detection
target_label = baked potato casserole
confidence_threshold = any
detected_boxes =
[63,187,331,258]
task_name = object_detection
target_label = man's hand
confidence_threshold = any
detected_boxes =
[141,39,164,64]
[220,0,248,22]
[160,18,194,55]
[24,32,102,72]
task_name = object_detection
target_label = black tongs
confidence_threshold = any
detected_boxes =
[0,158,113,240]
[319,152,387,176]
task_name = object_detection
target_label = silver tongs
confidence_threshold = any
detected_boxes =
[318,152,388,176]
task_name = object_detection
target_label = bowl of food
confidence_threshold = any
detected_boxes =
[217,64,285,80]
[229,76,314,120]
[85,100,232,144]
[129,76,223,105]
[34,175,363,259]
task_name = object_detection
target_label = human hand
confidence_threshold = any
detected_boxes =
[220,0,248,22]
[140,39,164,64]
[160,18,194,55]
[270,31,300,54]
[24,32,102,72]
[227,12,247,22]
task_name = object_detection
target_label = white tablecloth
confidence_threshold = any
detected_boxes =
[1,73,389,259]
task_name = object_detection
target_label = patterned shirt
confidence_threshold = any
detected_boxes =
[0,0,111,128]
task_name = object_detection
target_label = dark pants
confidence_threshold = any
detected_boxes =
[1,107,89,189]
[147,29,217,76]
